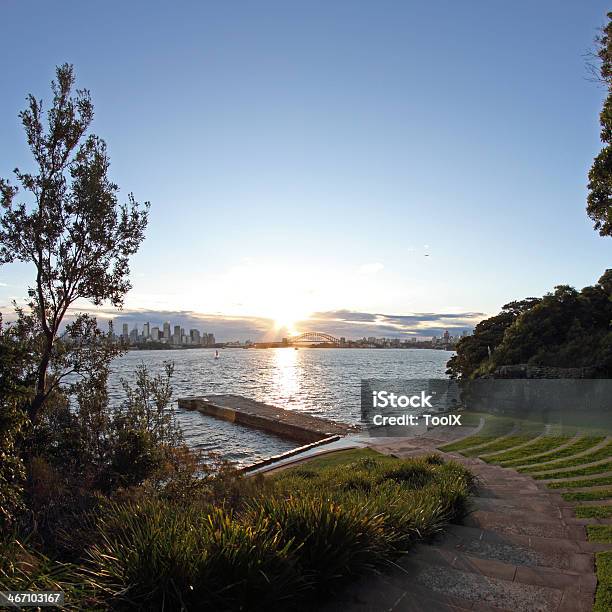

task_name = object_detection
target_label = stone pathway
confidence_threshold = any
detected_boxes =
[321,436,605,612]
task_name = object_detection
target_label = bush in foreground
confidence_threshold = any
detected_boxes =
[72,450,473,610]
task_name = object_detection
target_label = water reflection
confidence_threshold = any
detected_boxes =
[106,348,452,465]
[271,348,299,406]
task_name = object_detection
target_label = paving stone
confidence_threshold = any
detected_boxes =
[441,525,593,573]
[409,562,563,612]
[463,510,574,539]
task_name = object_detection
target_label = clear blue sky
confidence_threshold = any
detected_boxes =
[0,1,610,339]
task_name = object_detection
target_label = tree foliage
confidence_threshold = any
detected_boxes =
[588,12,612,236]
[446,299,540,379]
[0,64,149,421]
[447,271,612,379]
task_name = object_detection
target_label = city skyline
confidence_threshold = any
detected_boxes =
[110,316,467,346]
[116,320,216,347]
[100,307,482,343]
[1,2,610,340]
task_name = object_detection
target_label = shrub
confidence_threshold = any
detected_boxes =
[379,462,434,488]
[0,536,83,608]
[83,499,304,610]
[249,495,391,589]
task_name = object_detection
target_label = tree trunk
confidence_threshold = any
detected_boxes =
[29,344,51,423]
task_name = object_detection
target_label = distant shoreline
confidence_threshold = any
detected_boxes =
[127,344,456,352]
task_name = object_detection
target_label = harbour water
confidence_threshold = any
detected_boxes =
[109,348,452,466]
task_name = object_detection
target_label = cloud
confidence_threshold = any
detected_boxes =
[0,304,488,341]
[310,310,378,323]
[300,309,486,339]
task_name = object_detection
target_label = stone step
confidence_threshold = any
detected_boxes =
[445,523,608,556]
[474,496,562,516]
[463,510,586,540]
[398,558,567,612]
[407,544,595,589]
[474,486,553,500]
[339,440,605,611]
[406,546,597,611]
[438,524,593,574]
[319,563,477,612]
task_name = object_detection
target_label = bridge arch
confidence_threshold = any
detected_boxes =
[290,332,340,344]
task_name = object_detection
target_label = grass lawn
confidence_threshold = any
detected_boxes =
[462,432,542,458]
[438,414,516,453]
[594,551,612,612]
[531,460,612,480]
[574,505,612,519]
[547,474,612,490]
[518,438,611,473]
[481,433,569,464]
[499,435,589,467]
[277,447,391,471]
[588,525,612,544]
[561,489,612,502]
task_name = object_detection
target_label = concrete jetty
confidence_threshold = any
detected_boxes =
[177,394,359,443]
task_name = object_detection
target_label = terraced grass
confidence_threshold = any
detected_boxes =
[561,489,612,502]
[588,525,612,544]
[439,415,516,453]
[531,460,612,480]
[547,474,612,490]
[461,434,541,458]
[503,436,604,468]
[481,434,573,464]
[574,505,612,519]
[519,439,612,474]
[594,551,612,612]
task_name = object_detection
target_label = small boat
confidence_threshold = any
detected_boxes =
[214,350,219,359]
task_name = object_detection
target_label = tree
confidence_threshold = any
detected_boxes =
[587,12,612,236]
[446,298,540,379]
[0,64,149,422]
[447,273,612,379]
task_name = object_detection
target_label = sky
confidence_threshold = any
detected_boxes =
[0,1,611,340]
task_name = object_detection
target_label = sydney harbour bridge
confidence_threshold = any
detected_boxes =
[253,331,340,348]
[289,332,340,345]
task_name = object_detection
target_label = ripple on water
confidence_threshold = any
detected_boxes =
[108,347,451,466]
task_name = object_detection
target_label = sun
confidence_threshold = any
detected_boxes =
[270,304,310,337]
[273,315,299,337]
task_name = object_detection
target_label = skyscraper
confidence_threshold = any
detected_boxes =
[122,323,129,339]
[143,322,150,339]
[174,325,181,345]
[163,321,171,341]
